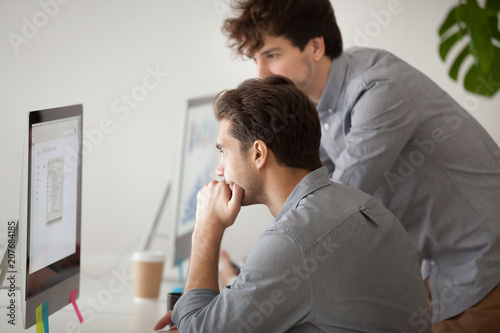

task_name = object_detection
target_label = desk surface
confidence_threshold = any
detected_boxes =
[0,259,179,333]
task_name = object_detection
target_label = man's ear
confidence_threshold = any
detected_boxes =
[309,36,325,61]
[252,140,268,170]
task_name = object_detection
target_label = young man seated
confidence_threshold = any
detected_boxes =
[155,75,431,332]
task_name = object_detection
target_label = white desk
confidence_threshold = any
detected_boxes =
[0,258,180,332]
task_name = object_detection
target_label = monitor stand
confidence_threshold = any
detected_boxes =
[138,182,171,251]
[171,259,185,293]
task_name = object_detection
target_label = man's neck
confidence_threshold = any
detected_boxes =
[307,57,332,104]
[264,167,311,217]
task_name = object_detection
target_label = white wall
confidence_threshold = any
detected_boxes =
[1,0,499,271]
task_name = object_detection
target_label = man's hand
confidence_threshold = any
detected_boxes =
[154,310,178,332]
[183,181,244,294]
[195,181,243,235]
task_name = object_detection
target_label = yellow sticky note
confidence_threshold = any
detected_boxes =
[36,303,43,333]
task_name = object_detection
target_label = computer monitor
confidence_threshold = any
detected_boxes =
[168,96,221,277]
[17,104,83,328]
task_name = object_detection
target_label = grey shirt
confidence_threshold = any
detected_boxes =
[317,47,500,322]
[172,167,431,332]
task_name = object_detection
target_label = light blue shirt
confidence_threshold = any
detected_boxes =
[172,167,431,332]
[317,47,500,322]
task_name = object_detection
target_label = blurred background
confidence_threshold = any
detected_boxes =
[1,0,499,275]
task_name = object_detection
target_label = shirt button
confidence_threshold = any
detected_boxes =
[328,108,333,114]
[430,260,436,266]
[323,123,330,130]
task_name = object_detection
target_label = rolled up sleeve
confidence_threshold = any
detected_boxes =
[171,229,311,332]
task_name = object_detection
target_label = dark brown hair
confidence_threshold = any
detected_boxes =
[222,0,343,60]
[214,75,322,171]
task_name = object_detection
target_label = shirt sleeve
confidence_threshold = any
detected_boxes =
[320,144,335,174]
[171,229,311,332]
[330,76,421,195]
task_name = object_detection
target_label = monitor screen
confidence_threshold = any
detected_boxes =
[169,96,220,272]
[18,104,82,328]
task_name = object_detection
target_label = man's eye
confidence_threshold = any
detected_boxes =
[267,54,276,59]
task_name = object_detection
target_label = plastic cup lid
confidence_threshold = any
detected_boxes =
[131,250,165,263]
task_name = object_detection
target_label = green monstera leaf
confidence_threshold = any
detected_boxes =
[439,0,500,97]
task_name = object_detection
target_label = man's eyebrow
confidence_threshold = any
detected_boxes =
[259,47,280,56]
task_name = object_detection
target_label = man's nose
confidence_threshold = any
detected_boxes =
[256,61,271,78]
[215,160,224,177]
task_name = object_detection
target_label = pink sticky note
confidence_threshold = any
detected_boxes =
[69,289,83,323]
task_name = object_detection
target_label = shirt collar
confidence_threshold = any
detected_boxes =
[276,167,332,221]
[316,52,348,114]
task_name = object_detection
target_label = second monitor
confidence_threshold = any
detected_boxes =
[168,96,221,275]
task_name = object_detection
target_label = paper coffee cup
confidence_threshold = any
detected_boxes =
[131,251,165,301]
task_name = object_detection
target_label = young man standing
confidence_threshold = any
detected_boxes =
[155,75,430,332]
[221,1,500,331]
